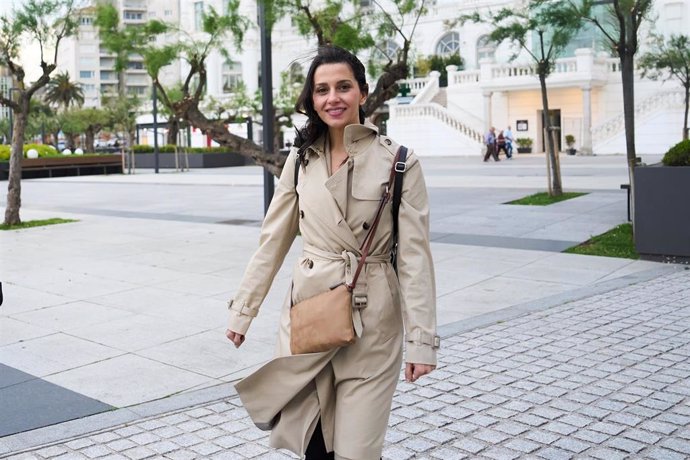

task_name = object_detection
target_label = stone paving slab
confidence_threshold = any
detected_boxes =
[2,268,688,460]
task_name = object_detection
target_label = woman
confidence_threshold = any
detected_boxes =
[225,46,438,459]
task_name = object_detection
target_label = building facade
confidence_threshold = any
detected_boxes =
[57,0,690,155]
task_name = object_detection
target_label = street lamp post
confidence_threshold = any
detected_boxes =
[152,83,160,174]
[258,0,275,215]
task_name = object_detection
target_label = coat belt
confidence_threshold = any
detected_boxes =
[303,244,389,337]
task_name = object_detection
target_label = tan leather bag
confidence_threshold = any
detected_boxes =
[289,147,405,355]
[290,283,354,354]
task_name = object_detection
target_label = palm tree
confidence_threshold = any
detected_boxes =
[44,72,85,111]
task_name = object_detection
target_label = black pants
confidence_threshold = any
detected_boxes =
[305,420,334,460]
[483,144,498,161]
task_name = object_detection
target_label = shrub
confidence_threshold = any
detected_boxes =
[516,137,533,148]
[565,134,575,147]
[662,139,690,166]
[23,144,60,158]
[0,144,61,161]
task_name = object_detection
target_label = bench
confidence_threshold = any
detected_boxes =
[0,155,123,180]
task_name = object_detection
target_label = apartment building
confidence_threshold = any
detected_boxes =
[57,0,181,108]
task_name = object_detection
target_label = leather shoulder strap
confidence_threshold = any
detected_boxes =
[392,146,408,241]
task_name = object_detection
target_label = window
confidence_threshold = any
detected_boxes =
[127,61,144,70]
[194,2,204,31]
[436,31,460,57]
[664,2,684,35]
[127,86,147,96]
[123,11,143,20]
[222,60,243,93]
[476,35,496,63]
[165,9,173,16]
[83,84,96,92]
[100,71,116,81]
[80,16,93,26]
[79,70,95,79]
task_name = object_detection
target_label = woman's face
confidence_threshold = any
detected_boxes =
[312,62,366,131]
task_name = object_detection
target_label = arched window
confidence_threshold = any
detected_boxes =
[476,35,496,63]
[436,31,460,57]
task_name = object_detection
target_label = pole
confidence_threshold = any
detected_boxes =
[258,0,274,215]
[153,83,160,174]
[246,116,253,142]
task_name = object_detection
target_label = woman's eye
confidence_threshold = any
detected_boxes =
[315,87,328,95]
[338,84,351,92]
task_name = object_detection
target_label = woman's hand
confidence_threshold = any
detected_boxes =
[405,363,435,383]
[226,329,245,348]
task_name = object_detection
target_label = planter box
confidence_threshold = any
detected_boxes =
[517,147,532,154]
[134,152,252,168]
[633,164,690,258]
[0,155,122,180]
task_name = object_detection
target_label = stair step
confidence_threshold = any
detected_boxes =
[431,88,447,107]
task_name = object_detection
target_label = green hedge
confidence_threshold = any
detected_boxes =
[132,144,235,154]
[662,139,690,166]
[0,144,63,161]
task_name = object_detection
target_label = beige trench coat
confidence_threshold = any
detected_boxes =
[227,123,438,459]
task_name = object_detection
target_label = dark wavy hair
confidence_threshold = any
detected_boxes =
[293,46,369,157]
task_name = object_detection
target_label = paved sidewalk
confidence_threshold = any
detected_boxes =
[2,267,688,459]
[1,154,682,457]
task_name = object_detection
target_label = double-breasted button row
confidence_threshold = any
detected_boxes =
[362,222,370,230]
[305,258,314,269]
[300,210,305,219]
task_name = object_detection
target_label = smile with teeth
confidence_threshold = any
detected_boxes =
[326,108,346,116]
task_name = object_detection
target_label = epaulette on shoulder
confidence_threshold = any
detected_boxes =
[378,135,399,156]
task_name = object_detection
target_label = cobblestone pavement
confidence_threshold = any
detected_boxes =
[3,269,690,460]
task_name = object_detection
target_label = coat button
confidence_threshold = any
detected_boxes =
[306,259,314,269]
[362,222,370,230]
[300,210,305,219]
[385,139,392,145]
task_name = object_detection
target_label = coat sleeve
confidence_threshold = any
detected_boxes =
[396,153,439,366]
[227,149,300,335]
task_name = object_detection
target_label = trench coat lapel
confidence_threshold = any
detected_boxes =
[302,149,361,252]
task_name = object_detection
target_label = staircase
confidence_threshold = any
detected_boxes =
[592,89,685,149]
[431,88,447,107]
[390,76,485,156]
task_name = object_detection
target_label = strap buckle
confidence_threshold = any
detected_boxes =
[394,161,407,173]
[352,294,368,309]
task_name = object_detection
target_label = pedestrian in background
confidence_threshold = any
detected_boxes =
[225,45,438,460]
[504,125,514,158]
[483,126,499,161]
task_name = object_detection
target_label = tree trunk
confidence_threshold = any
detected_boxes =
[66,134,76,151]
[181,103,284,176]
[539,73,562,196]
[85,127,95,152]
[620,53,637,222]
[167,117,179,146]
[4,104,29,225]
[362,62,408,117]
[683,85,690,141]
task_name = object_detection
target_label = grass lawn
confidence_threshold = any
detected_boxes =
[0,218,78,231]
[506,191,587,205]
[565,223,639,259]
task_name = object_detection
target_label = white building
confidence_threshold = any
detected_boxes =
[58,0,690,155]
[57,0,181,108]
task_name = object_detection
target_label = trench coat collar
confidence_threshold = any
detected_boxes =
[305,122,379,159]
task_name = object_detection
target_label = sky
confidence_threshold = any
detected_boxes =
[1,0,56,83]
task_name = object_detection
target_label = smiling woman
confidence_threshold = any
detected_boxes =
[224,46,439,459]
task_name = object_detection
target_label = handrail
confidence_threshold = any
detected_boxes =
[392,102,484,143]
[592,89,685,144]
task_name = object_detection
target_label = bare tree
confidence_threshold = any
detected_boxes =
[0,0,78,225]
